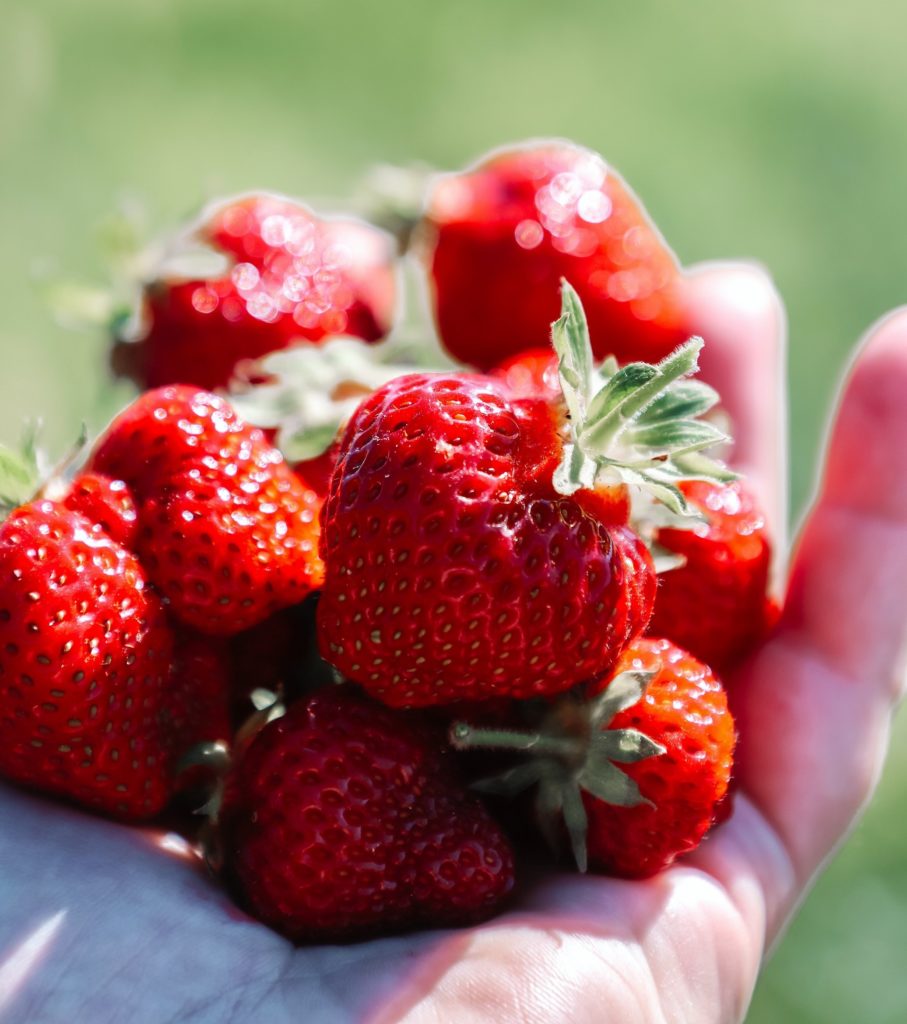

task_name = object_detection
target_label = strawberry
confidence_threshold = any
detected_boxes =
[111,193,398,392]
[0,497,178,819]
[317,369,643,706]
[317,286,727,707]
[423,142,689,370]
[646,479,774,672]
[90,385,323,635]
[216,688,514,941]
[452,636,735,877]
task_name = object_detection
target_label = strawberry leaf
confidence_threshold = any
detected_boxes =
[230,338,421,463]
[549,288,736,518]
[576,759,649,809]
[641,380,720,424]
[551,280,593,425]
[588,670,654,728]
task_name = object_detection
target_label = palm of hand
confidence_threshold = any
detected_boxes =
[3,265,906,1024]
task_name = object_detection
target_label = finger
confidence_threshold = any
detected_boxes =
[683,261,788,547]
[734,307,907,916]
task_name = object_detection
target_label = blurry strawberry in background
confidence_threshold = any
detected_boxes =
[111,193,398,392]
[420,141,691,370]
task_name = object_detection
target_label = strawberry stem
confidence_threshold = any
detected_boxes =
[450,722,578,760]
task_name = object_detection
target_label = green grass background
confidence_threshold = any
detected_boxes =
[2,0,906,1018]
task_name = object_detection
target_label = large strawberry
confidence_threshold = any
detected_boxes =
[216,688,514,941]
[646,479,775,671]
[90,385,323,635]
[452,636,735,877]
[422,142,690,370]
[0,496,178,819]
[111,193,398,392]
[317,285,728,707]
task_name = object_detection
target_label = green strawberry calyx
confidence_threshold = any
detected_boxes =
[551,280,735,519]
[0,424,88,522]
[230,337,429,462]
[450,669,665,872]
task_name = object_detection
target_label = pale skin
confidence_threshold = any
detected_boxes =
[2,262,905,1023]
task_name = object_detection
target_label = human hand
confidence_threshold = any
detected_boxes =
[2,262,904,1023]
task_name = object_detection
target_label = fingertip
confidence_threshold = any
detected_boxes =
[846,303,907,372]
[822,305,907,518]
[683,261,787,365]
[681,260,788,544]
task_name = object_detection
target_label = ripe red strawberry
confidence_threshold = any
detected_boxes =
[423,142,689,370]
[0,498,178,819]
[217,688,514,941]
[317,370,648,706]
[111,193,398,392]
[452,636,735,877]
[646,479,774,672]
[581,637,735,875]
[318,285,728,707]
[90,385,323,635]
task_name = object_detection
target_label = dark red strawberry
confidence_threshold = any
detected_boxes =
[0,498,178,819]
[647,479,774,671]
[452,636,735,877]
[90,385,323,635]
[217,688,514,941]
[112,193,398,392]
[423,142,690,370]
[317,286,728,707]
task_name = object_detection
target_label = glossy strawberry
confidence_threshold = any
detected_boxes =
[452,636,735,877]
[317,370,648,707]
[90,385,323,635]
[318,286,728,708]
[582,638,735,875]
[112,193,398,392]
[647,480,774,671]
[423,142,689,370]
[218,689,514,941]
[0,498,177,819]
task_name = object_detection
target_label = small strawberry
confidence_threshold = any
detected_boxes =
[90,385,323,635]
[646,479,774,672]
[452,637,735,877]
[423,142,689,370]
[0,498,178,819]
[111,193,398,392]
[318,285,728,707]
[216,688,514,941]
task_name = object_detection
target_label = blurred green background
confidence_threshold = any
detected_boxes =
[2,0,906,1018]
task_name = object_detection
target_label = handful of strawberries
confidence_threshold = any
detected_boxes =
[0,141,776,942]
